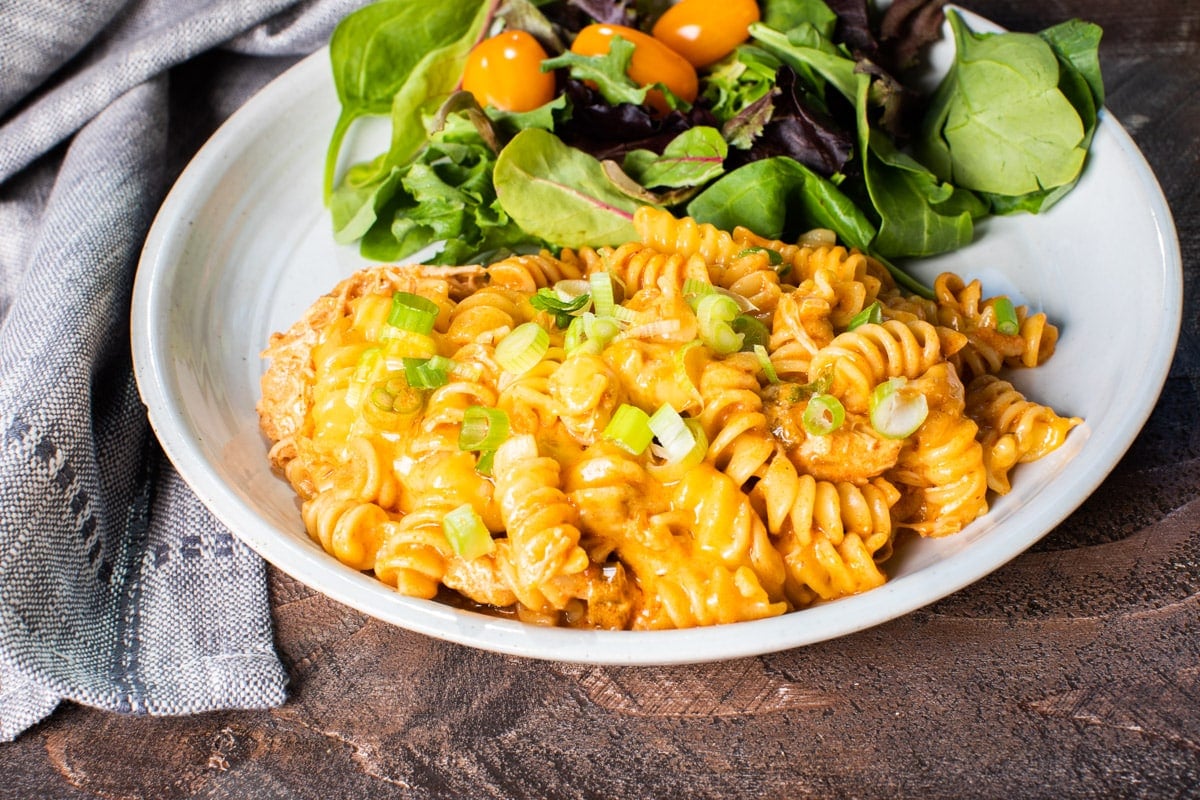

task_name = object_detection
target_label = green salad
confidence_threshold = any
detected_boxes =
[323,0,1103,296]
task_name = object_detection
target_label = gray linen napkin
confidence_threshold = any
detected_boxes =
[0,0,367,741]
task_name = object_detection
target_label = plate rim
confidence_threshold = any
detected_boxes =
[131,13,1184,665]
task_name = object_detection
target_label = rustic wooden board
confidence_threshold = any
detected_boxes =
[3,1,1198,797]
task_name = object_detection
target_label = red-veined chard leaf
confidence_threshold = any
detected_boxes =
[493,128,643,247]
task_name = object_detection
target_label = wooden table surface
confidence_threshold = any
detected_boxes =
[3,1,1198,797]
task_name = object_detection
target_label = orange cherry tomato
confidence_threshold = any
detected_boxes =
[462,30,556,112]
[570,23,698,114]
[651,0,761,68]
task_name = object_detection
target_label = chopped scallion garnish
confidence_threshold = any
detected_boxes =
[474,449,496,476]
[736,246,783,266]
[847,301,883,330]
[869,377,929,439]
[530,286,591,328]
[803,393,845,436]
[696,293,743,355]
[402,355,453,389]
[603,403,654,455]
[495,322,550,374]
[673,339,704,398]
[589,271,617,318]
[682,277,716,310]
[585,314,621,343]
[733,314,770,352]
[648,404,695,464]
[754,344,780,384]
[346,347,384,407]
[459,406,509,452]
[369,377,423,415]
[993,297,1020,335]
[387,291,439,335]
[442,503,495,560]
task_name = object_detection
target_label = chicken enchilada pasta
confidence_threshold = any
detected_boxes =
[257,207,1081,629]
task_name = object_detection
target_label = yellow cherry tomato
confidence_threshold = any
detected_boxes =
[651,0,761,68]
[462,30,557,112]
[570,23,698,114]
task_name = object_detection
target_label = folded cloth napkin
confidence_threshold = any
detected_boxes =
[0,0,367,741]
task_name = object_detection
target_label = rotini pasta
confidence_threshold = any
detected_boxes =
[258,212,1081,630]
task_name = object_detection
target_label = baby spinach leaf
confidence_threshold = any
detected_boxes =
[324,0,491,200]
[749,21,858,103]
[1040,19,1104,108]
[686,156,875,250]
[622,127,727,189]
[853,73,983,259]
[980,20,1104,215]
[918,10,1088,198]
[762,0,839,40]
[330,163,405,244]
[493,129,643,247]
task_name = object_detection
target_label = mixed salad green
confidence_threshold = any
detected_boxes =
[323,0,1103,296]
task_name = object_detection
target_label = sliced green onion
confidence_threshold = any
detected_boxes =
[589,271,617,318]
[530,286,591,328]
[380,329,437,360]
[612,305,640,324]
[603,403,654,455]
[474,449,496,477]
[648,404,695,463]
[346,348,383,407]
[847,301,883,330]
[585,314,621,343]
[736,246,783,266]
[403,355,454,389]
[387,291,439,334]
[869,378,929,439]
[564,315,592,355]
[459,406,509,452]
[565,312,621,356]
[733,314,770,352]
[369,377,423,415]
[803,394,845,436]
[352,347,383,384]
[564,314,597,355]
[754,344,780,384]
[495,322,549,374]
[993,297,1020,335]
[697,292,743,355]
[682,277,715,310]
[673,339,704,396]
[442,503,495,560]
[554,279,592,301]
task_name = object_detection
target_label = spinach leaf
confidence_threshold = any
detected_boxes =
[686,156,876,250]
[762,0,839,40]
[918,10,1089,198]
[493,129,644,247]
[749,21,858,102]
[623,127,728,189]
[1040,19,1104,107]
[853,73,983,259]
[325,0,491,201]
[982,19,1104,214]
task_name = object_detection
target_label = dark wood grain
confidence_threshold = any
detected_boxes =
[4,1,1198,797]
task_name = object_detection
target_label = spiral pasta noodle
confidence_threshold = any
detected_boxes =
[258,210,1082,630]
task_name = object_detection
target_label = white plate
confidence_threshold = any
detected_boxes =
[131,11,1181,665]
